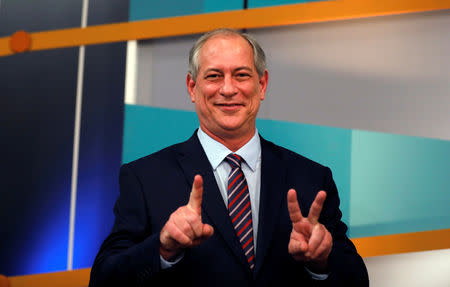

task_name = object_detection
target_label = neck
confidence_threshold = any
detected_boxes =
[200,126,255,152]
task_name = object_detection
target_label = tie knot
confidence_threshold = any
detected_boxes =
[225,153,242,169]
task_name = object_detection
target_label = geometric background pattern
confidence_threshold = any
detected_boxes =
[1,0,449,283]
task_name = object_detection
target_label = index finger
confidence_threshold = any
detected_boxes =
[287,189,304,224]
[308,190,326,224]
[187,174,203,213]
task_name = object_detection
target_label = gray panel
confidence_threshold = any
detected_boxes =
[136,11,450,140]
[136,35,199,110]
[251,11,450,140]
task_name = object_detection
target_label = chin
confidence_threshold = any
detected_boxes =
[218,121,243,131]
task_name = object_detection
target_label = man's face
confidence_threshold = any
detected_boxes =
[187,34,268,143]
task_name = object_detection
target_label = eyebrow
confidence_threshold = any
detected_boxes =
[203,66,253,73]
[204,68,222,74]
[234,66,253,72]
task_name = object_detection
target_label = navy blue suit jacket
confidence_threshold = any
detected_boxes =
[89,132,368,286]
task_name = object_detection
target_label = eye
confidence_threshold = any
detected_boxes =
[205,73,222,80]
[235,72,251,80]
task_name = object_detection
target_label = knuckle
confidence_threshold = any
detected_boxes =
[173,229,189,246]
[181,221,195,237]
[184,211,200,223]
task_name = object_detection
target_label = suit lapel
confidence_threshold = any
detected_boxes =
[176,132,251,272]
[254,137,286,277]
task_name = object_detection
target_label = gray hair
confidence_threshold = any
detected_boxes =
[188,28,266,80]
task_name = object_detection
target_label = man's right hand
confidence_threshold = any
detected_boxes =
[159,175,214,260]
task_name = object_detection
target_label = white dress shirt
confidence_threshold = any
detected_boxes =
[197,127,261,252]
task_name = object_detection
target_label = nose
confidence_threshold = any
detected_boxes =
[219,75,238,97]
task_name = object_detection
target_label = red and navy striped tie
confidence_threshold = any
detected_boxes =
[225,153,255,270]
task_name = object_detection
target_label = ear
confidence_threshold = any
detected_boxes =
[186,73,196,103]
[258,70,269,101]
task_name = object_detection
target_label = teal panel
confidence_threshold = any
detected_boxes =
[256,118,352,225]
[122,105,199,163]
[204,0,243,13]
[129,0,243,21]
[248,0,322,9]
[349,131,450,238]
[130,0,202,21]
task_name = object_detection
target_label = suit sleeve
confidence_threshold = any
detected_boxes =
[321,167,369,286]
[89,164,163,287]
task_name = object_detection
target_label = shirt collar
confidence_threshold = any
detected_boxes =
[197,128,260,172]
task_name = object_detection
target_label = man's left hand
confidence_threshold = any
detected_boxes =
[287,189,332,273]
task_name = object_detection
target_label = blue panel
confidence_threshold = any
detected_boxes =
[248,0,322,9]
[73,42,126,269]
[349,131,450,237]
[73,0,129,269]
[256,118,352,225]
[0,48,78,276]
[129,0,244,21]
[0,0,83,277]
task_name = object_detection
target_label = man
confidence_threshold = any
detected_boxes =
[89,28,368,286]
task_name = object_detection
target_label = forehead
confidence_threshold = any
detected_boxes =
[198,34,254,68]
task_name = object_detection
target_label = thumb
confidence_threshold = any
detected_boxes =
[188,174,203,214]
[202,223,214,238]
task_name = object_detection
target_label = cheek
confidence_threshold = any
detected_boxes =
[196,87,218,103]
[194,92,214,115]
[243,81,261,98]
[249,100,260,115]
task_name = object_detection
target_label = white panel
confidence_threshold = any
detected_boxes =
[364,249,450,287]
[125,40,138,105]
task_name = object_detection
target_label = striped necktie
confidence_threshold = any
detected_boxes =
[225,153,255,270]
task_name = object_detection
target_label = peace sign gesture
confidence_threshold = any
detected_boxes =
[287,189,332,272]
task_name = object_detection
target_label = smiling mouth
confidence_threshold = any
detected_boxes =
[215,103,243,112]
[216,103,243,107]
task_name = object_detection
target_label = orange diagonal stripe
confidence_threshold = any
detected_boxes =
[1,0,449,57]
[352,228,450,257]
